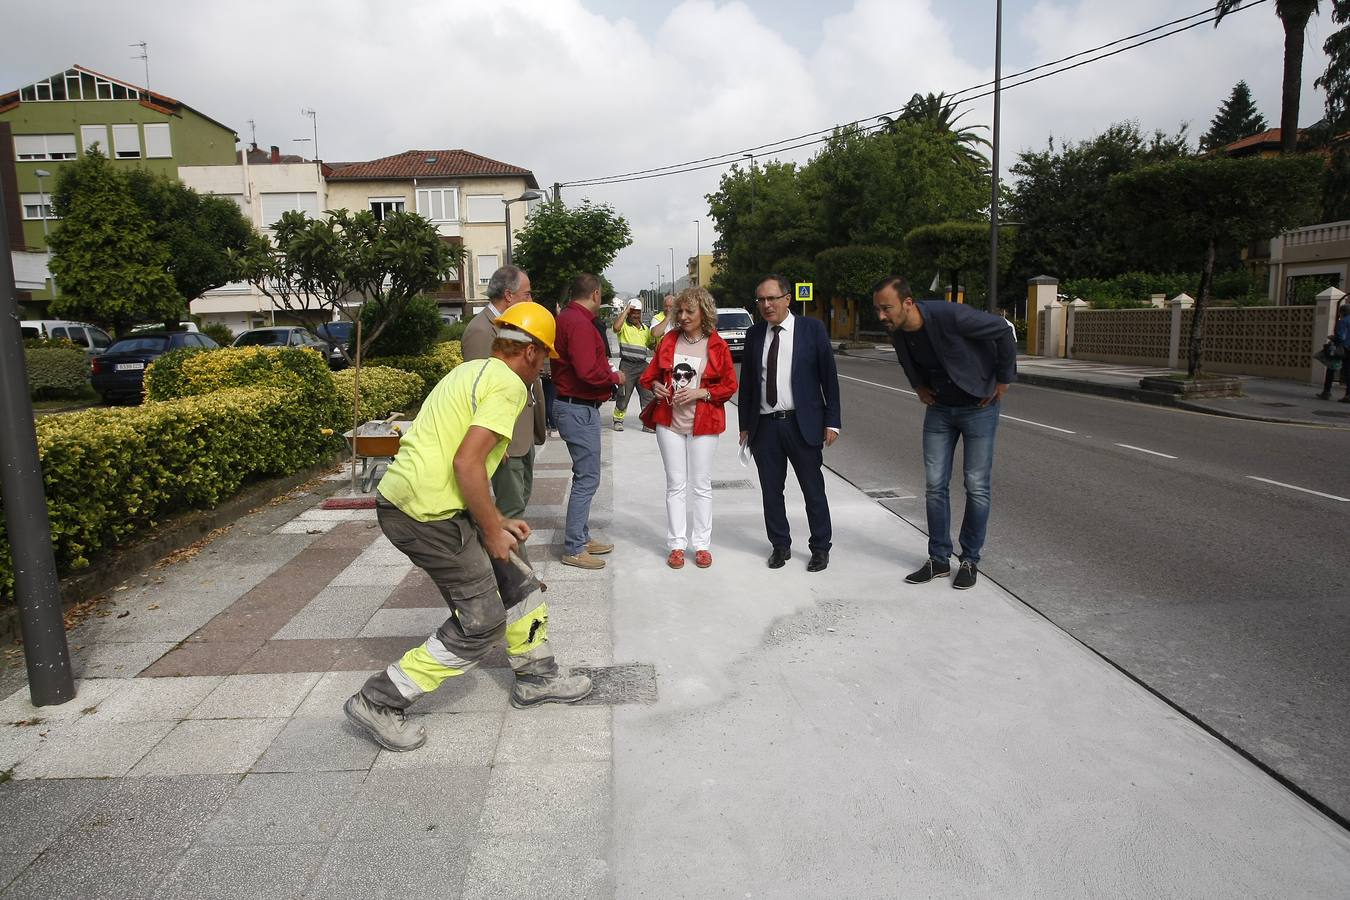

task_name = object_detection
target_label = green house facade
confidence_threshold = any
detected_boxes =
[1,65,238,303]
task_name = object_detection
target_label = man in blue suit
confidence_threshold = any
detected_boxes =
[738,274,842,572]
[872,276,1017,591]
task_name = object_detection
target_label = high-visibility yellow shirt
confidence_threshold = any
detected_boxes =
[616,321,655,349]
[377,357,525,522]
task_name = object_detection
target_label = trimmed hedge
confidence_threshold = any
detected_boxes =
[333,366,424,420]
[0,385,335,598]
[367,340,464,397]
[26,347,90,400]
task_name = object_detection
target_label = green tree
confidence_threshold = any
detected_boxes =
[1008,122,1191,283]
[124,170,253,326]
[879,92,990,169]
[1201,81,1269,151]
[1317,0,1350,129]
[234,208,461,360]
[814,245,895,337]
[511,199,633,306]
[1216,1,1320,155]
[904,221,1016,307]
[364,293,441,357]
[47,149,181,334]
[1108,155,1321,376]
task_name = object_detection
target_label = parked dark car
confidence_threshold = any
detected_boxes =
[315,321,354,369]
[232,326,328,355]
[91,331,220,404]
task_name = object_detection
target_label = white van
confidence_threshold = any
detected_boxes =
[20,320,113,357]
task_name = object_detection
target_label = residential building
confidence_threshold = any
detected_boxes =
[687,253,716,289]
[324,149,540,315]
[1,64,238,310]
[179,144,329,335]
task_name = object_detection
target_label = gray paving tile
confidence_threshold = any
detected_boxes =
[478,762,610,840]
[70,641,179,679]
[353,538,411,565]
[14,720,174,779]
[188,672,321,719]
[307,840,471,898]
[128,719,285,776]
[60,775,240,851]
[154,845,322,900]
[252,717,379,773]
[415,668,514,713]
[0,846,184,900]
[274,519,338,534]
[195,771,364,846]
[460,833,611,900]
[336,767,492,844]
[0,679,128,725]
[0,779,116,855]
[330,562,412,587]
[272,585,391,640]
[495,706,611,764]
[370,712,502,771]
[0,722,47,772]
[293,670,370,718]
[357,607,445,638]
[0,851,38,893]
[85,676,223,722]
[547,626,613,668]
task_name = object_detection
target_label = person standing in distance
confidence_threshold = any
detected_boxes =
[872,276,1017,590]
[553,273,624,569]
[611,298,657,432]
[737,274,841,572]
[462,265,547,518]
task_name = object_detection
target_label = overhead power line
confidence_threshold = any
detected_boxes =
[560,0,1269,189]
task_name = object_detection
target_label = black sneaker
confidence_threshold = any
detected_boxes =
[953,560,978,590]
[905,558,951,584]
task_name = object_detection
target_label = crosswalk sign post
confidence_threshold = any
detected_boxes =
[795,282,813,316]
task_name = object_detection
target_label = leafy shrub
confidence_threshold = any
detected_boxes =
[363,294,442,358]
[25,347,90,400]
[814,246,896,301]
[0,384,336,600]
[24,337,80,350]
[443,318,469,342]
[367,341,464,397]
[200,321,234,346]
[332,365,424,420]
[1061,270,1262,308]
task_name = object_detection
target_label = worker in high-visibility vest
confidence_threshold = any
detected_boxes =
[611,298,658,432]
[345,301,592,752]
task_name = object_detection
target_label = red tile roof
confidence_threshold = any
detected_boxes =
[326,149,538,187]
[1221,128,1287,153]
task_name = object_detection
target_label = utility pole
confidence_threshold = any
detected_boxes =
[130,41,149,94]
[0,179,74,706]
[301,108,319,161]
[693,219,701,286]
[987,0,1003,313]
[552,182,563,203]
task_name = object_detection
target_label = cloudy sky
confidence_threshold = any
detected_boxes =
[3,0,1333,294]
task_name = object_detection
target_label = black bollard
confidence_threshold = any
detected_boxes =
[0,178,75,706]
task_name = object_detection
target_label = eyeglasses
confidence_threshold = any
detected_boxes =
[755,293,788,303]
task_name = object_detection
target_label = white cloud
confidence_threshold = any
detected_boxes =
[0,0,1333,292]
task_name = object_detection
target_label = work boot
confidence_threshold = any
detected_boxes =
[613,419,624,432]
[344,692,426,752]
[511,670,594,709]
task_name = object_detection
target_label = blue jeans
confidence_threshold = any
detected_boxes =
[554,400,601,555]
[922,402,1000,564]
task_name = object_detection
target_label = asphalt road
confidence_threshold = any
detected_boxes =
[820,351,1350,825]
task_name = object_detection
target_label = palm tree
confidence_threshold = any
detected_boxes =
[877,92,990,168]
[1215,1,1320,154]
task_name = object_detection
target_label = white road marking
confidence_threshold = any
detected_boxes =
[839,374,1078,435]
[1114,443,1178,459]
[1245,476,1350,502]
[999,414,1076,435]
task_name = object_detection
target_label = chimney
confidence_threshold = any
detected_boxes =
[270,145,280,164]
[250,141,259,153]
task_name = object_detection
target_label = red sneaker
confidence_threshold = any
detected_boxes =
[667,549,685,569]
[694,550,713,568]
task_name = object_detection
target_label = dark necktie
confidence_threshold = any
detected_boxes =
[765,325,783,408]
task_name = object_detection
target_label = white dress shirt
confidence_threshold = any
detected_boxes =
[759,312,796,414]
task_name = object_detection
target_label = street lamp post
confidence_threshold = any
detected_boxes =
[987,0,1003,312]
[34,169,53,295]
[670,247,676,293]
[502,189,544,266]
[657,264,662,298]
[693,219,701,285]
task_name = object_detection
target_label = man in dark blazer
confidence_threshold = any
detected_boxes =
[872,276,1017,591]
[738,274,842,572]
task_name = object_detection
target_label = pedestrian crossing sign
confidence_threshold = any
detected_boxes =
[795,282,813,309]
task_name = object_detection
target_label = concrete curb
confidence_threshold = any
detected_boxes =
[0,453,348,642]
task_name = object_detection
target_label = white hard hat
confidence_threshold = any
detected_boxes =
[627,298,643,311]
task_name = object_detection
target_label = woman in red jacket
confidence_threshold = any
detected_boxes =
[640,287,738,569]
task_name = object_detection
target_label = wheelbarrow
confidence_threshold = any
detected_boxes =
[343,413,413,492]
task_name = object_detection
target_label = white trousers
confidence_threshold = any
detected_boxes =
[654,425,719,551]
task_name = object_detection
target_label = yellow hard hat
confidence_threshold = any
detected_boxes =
[496,301,559,358]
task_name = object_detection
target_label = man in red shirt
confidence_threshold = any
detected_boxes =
[553,273,624,569]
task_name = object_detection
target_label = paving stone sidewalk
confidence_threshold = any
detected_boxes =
[0,433,617,900]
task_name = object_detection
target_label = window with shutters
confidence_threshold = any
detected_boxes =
[477,254,499,286]
[466,194,505,223]
[80,125,109,154]
[144,123,172,158]
[112,124,141,159]
[20,194,56,220]
[260,192,319,228]
[415,188,459,222]
[14,134,78,160]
